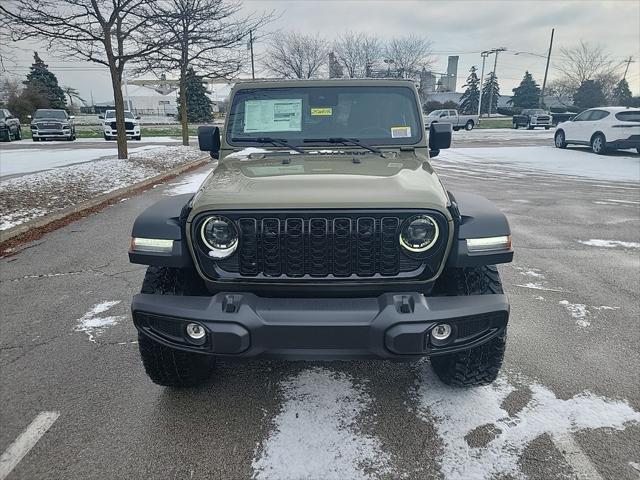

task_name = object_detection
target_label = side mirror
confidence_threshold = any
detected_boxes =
[429,122,452,158]
[69,115,75,120]
[27,115,32,119]
[198,126,221,160]
[98,115,104,119]
[135,116,141,120]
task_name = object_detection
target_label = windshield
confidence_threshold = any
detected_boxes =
[227,85,423,147]
[34,110,67,120]
[427,110,444,116]
[105,111,134,119]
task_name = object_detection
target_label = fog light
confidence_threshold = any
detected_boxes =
[431,323,452,341]
[186,323,206,340]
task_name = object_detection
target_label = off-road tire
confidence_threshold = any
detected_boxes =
[527,121,533,130]
[544,126,550,130]
[15,127,22,140]
[513,122,518,129]
[591,133,606,155]
[138,266,213,387]
[1,130,10,142]
[554,130,567,149]
[636,148,639,155]
[430,265,507,387]
[465,120,474,131]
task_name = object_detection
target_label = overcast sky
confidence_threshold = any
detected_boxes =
[6,0,640,102]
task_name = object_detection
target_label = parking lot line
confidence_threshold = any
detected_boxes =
[0,411,60,480]
[552,432,604,480]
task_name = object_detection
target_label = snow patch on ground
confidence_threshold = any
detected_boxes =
[558,300,620,328]
[514,266,545,279]
[435,146,640,182]
[1,146,203,230]
[514,282,563,292]
[253,368,390,480]
[578,239,640,249]
[75,301,125,342]
[415,367,640,480]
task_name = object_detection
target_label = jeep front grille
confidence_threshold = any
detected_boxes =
[192,211,449,281]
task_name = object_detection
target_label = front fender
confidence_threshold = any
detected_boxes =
[447,192,513,267]
[128,194,194,268]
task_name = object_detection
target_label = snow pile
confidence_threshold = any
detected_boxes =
[0,146,203,230]
[252,368,390,480]
[415,367,640,480]
[74,301,125,343]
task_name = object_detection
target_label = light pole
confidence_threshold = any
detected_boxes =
[477,51,491,121]
[487,48,505,118]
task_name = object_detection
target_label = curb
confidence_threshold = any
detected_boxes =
[0,156,209,248]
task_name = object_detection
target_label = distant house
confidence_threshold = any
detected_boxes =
[124,85,178,116]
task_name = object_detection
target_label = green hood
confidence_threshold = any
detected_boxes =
[189,149,450,217]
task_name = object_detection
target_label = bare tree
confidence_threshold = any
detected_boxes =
[385,35,434,79]
[555,41,621,89]
[0,0,168,159]
[333,31,381,78]
[265,32,330,79]
[62,86,86,109]
[546,78,575,108]
[147,0,271,145]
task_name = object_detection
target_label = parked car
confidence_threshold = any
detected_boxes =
[0,109,22,141]
[512,109,552,129]
[100,110,142,140]
[554,106,640,154]
[424,109,478,131]
[551,112,575,126]
[29,109,76,141]
[128,78,514,388]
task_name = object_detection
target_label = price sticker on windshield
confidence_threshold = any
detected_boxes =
[310,107,333,116]
[391,126,412,138]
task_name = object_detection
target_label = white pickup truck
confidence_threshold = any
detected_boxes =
[425,109,479,131]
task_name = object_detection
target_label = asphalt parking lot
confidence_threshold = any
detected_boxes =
[1,142,639,479]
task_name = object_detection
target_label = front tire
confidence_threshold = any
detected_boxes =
[430,265,507,387]
[465,120,474,131]
[137,266,214,387]
[554,130,567,149]
[591,133,606,155]
[513,122,518,129]
[15,127,22,140]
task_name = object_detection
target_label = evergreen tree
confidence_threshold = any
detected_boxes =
[23,52,66,110]
[480,72,500,115]
[509,71,541,108]
[611,79,632,106]
[459,66,480,114]
[573,79,605,109]
[177,68,213,123]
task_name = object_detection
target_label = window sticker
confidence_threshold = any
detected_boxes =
[244,99,302,133]
[310,107,333,116]
[391,126,412,138]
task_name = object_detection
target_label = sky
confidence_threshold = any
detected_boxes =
[4,0,640,103]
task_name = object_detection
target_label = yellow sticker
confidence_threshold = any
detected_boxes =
[310,107,333,116]
[391,126,412,138]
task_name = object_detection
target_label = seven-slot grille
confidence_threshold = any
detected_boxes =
[110,121,135,130]
[194,211,448,280]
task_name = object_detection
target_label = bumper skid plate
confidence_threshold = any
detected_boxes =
[132,292,509,360]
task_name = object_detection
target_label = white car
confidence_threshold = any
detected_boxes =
[554,106,640,154]
[100,110,142,140]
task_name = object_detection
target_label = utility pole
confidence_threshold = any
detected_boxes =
[487,47,505,118]
[540,28,555,107]
[622,56,634,80]
[477,51,490,121]
[248,30,255,80]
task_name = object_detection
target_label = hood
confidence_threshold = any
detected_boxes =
[190,149,450,216]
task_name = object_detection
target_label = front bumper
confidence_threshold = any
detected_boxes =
[132,292,509,360]
[104,127,140,137]
[31,128,72,138]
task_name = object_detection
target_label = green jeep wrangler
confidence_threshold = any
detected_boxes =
[129,79,513,388]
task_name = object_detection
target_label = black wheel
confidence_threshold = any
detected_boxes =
[103,133,111,141]
[636,148,639,155]
[1,130,10,142]
[430,265,507,387]
[591,133,606,155]
[452,127,460,132]
[544,126,550,130]
[138,266,213,387]
[513,122,518,129]
[465,120,474,131]
[554,130,567,149]
[15,127,22,140]
[32,136,39,142]
[135,135,142,140]
[526,121,533,130]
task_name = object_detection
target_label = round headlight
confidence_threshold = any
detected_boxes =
[200,216,238,258]
[400,215,439,252]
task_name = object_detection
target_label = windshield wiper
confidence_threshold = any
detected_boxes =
[302,137,383,156]
[232,137,305,154]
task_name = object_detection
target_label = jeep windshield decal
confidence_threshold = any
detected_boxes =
[227,85,423,148]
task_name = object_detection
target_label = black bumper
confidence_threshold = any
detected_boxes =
[607,137,640,150]
[132,292,509,360]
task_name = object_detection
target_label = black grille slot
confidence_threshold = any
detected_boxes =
[198,210,447,281]
[109,121,134,129]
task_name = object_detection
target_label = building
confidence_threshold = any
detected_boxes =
[123,85,178,116]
